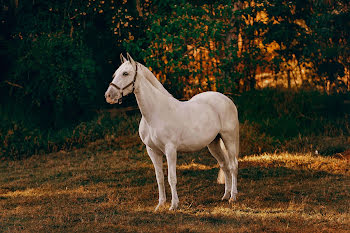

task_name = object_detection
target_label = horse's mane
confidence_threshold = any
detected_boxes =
[139,63,173,98]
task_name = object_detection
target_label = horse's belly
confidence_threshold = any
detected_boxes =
[177,141,212,152]
[139,103,222,153]
[177,129,219,152]
[177,113,221,152]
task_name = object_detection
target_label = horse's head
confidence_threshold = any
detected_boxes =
[105,53,138,104]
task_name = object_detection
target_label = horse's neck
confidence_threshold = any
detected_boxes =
[139,64,173,98]
[135,74,177,124]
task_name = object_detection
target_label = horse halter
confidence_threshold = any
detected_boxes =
[109,63,138,104]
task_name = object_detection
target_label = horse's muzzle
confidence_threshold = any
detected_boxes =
[105,89,122,104]
[105,95,122,105]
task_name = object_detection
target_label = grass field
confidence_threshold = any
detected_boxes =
[0,134,349,232]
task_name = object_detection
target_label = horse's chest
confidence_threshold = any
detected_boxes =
[139,119,167,152]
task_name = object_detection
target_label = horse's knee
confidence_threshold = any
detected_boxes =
[228,163,238,176]
[168,175,177,186]
[218,160,228,170]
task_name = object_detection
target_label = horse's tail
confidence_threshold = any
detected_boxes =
[217,138,228,184]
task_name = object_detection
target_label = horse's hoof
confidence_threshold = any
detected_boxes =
[221,193,230,200]
[169,203,178,211]
[229,195,237,203]
[155,201,166,211]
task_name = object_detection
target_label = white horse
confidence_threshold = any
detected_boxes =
[105,53,239,211]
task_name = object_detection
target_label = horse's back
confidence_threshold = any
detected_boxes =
[189,91,238,128]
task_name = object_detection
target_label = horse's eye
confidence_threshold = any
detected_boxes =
[123,72,128,76]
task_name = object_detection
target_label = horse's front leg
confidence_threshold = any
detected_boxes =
[146,146,166,211]
[165,144,179,210]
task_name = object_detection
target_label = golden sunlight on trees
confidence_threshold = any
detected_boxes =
[6,0,347,98]
[120,0,349,97]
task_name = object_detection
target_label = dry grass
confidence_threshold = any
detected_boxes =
[0,134,349,232]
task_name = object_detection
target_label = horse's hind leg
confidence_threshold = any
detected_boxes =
[207,136,232,200]
[221,126,239,202]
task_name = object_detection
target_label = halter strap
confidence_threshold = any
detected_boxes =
[109,63,138,98]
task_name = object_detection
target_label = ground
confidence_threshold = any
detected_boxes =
[0,134,349,232]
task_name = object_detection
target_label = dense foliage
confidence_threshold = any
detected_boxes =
[0,0,349,158]
[9,33,97,127]
[2,1,349,102]
[125,0,349,96]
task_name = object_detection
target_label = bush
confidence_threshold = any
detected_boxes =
[0,113,140,160]
[234,89,350,138]
[239,121,278,155]
[7,33,98,127]
[282,135,350,156]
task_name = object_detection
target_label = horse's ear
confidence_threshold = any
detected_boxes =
[120,53,127,64]
[126,52,136,70]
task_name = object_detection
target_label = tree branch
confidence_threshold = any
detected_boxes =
[4,80,23,88]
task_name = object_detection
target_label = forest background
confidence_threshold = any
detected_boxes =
[0,0,349,159]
